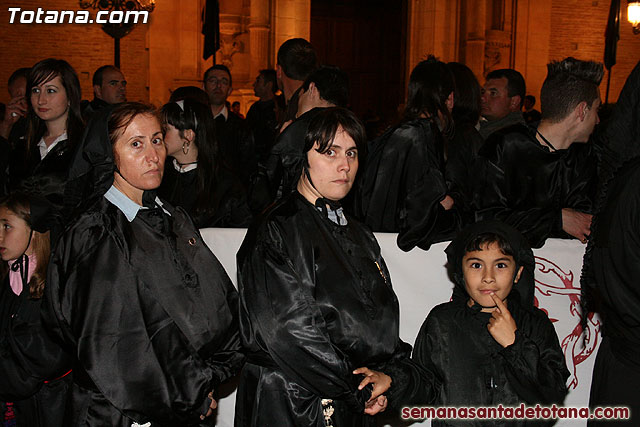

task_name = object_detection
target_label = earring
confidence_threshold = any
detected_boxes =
[182,141,190,155]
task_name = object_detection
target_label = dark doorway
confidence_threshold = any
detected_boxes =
[311,0,407,137]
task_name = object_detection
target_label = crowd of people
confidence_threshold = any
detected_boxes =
[0,36,638,426]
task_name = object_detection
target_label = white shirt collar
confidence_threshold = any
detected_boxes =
[104,185,169,222]
[37,132,67,160]
[213,104,229,121]
[172,158,198,173]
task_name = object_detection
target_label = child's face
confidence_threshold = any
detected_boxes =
[462,242,523,312]
[0,207,32,261]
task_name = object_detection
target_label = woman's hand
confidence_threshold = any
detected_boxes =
[487,293,517,348]
[199,391,217,420]
[353,367,392,413]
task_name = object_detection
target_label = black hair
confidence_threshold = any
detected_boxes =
[204,64,232,87]
[404,55,455,138]
[8,67,30,87]
[447,62,481,126]
[259,69,278,94]
[540,57,604,123]
[303,107,366,156]
[277,38,318,81]
[301,66,350,107]
[525,94,536,105]
[161,99,220,218]
[485,68,526,108]
[92,65,121,87]
[169,86,210,106]
[25,58,83,163]
[464,232,515,258]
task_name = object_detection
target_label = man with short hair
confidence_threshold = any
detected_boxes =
[276,38,318,123]
[479,68,526,139]
[82,65,127,121]
[203,64,255,185]
[472,57,604,248]
[250,66,349,213]
[523,95,541,124]
[246,69,278,161]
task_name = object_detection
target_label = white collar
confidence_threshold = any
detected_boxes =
[104,185,170,222]
[172,158,198,173]
[213,104,228,121]
[37,132,67,160]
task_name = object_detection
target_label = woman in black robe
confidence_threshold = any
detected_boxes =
[43,102,244,426]
[9,59,84,236]
[354,56,460,252]
[412,221,569,426]
[159,99,252,228]
[235,107,437,426]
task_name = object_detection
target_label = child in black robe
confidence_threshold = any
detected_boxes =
[412,220,569,426]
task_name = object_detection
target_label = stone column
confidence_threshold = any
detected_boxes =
[273,0,311,65]
[249,0,271,79]
[463,0,487,79]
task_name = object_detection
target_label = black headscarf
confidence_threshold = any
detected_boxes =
[445,220,536,309]
[64,105,117,216]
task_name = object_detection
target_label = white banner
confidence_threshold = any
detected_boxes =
[200,229,597,427]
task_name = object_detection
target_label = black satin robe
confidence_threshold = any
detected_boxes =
[472,124,597,248]
[43,197,244,426]
[412,220,569,426]
[235,192,437,427]
[354,118,460,252]
[158,163,252,228]
[0,276,71,427]
[413,299,569,426]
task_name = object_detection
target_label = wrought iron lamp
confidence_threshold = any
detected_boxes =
[79,0,156,67]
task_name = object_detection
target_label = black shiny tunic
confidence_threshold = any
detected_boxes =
[43,197,244,426]
[355,118,460,252]
[472,124,597,248]
[0,276,71,427]
[235,192,435,426]
[158,163,252,228]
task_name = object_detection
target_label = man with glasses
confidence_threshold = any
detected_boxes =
[204,64,256,186]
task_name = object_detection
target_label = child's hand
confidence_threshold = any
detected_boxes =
[487,292,517,348]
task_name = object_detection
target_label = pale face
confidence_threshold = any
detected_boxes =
[462,242,523,312]
[204,69,232,107]
[163,123,184,157]
[300,126,359,202]
[96,68,127,104]
[30,75,69,124]
[112,114,166,205]
[0,207,31,261]
[481,77,513,122]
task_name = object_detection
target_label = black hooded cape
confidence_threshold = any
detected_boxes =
[42,106,244,426]
[412,221,569,426]
[235,191,438,426]
[354,118,460,252]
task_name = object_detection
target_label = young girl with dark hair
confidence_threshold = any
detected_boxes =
[159,99,252,227]
[0,192,71,427]
[355,56,460,251]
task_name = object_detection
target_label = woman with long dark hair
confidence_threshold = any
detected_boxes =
[9,58,84,234]
[159,99,252,227]
[355,56,460,251]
